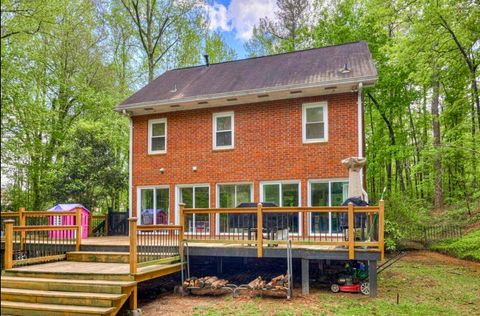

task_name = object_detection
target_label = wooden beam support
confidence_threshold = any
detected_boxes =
[129,217,138,274]
[4,219,14,269]
[348,202,355,260]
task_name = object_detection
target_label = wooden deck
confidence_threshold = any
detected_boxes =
[1,251,183,315]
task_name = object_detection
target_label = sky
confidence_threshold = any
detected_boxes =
[203,0,277,58]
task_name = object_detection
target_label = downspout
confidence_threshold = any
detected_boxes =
[357,82,368,202]
[121,110,133,219]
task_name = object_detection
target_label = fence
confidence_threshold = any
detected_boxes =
[2,209,82,270]
[129,218,183,274]
[180,200,385,260]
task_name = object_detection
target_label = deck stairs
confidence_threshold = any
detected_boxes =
[1,251,182,315]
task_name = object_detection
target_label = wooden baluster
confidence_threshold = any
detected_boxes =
[257,203,263,258]
[4,219,15,269]
[348,203,355,260]
[19,207,25,251]
[129,217,138,274]
[378,200,385,261]
[75,208,82,251]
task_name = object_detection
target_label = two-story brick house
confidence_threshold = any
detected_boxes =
[116,41,377,237]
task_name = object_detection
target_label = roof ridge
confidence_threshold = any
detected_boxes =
[167,40,366,72]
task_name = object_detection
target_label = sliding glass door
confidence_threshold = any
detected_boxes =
[138,186,170,225]
[309,180,348,235]
[178,185,210,233]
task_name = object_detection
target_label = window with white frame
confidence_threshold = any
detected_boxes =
[302,102,328,143]
[217,183,253,233]
[213,112,234,149]
[178,185,210,233]
[138,187,170,225]
[260,181,300,233]
[309,180,348,234]
[148,118,167,154]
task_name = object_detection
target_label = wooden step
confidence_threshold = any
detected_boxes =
[3,269,134,281]
[1,276,136,294]
[1,288,126,308]
[1,300,115,316]
[67,251,130,264]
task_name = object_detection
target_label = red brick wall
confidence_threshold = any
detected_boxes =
[131,93,359,222]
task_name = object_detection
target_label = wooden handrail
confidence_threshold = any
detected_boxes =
[183,206,381,214]
[137,225,183,230]
[13,225,77,231]
[0,212,20,217]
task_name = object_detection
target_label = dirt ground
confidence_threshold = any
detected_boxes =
[138,251,480,316]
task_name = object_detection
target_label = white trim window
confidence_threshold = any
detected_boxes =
[148,118,167,154]
[302,102,328,143]
[308,180,348,235]
[137,186,170,225]
[178,185,210,234]
[260,181,301,234]
[216,183,253,234]
[213,112,234,150]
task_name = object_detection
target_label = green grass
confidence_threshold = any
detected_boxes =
[187,253,480,316]
[431,229,480,261]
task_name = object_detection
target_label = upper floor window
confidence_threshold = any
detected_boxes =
[213,112,234,150]
[148,118,167,154]
[302,102,328,143]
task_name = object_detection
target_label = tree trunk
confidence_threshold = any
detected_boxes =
[432,71,442,209]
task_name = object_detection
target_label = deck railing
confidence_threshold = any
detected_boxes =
[129,218,183,274]
[2,208,82,269]
[89,214,108,237]
[180,200,385,260]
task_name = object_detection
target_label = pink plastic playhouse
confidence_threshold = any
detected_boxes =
[48,204,89,239]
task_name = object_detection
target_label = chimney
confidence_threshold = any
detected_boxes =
[203,54,209,67]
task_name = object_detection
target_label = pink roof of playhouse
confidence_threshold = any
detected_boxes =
[48,204,89,212]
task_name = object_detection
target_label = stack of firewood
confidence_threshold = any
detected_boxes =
[183,276,229,289]
[247,274,289,290]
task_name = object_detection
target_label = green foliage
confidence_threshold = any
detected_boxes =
[431,230,480,261]
[384,219,403,251]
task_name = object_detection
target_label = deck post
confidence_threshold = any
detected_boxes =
[19,207,25,251]
[129,286,138,311]
[4,219,14,269]
[301,258,309,295]
[368,260,377,297]
[104,212,109,236]
[257,203,263,258]
[378,200,385,261]
[129,217,138,274]
[88,211,93,237]
[75,207,82,251]
[179,203,185,239]
[348,202,355,260]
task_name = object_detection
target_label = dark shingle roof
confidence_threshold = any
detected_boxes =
[119,41,376,107]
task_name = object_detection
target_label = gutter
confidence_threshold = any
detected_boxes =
[114,75,378,112]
